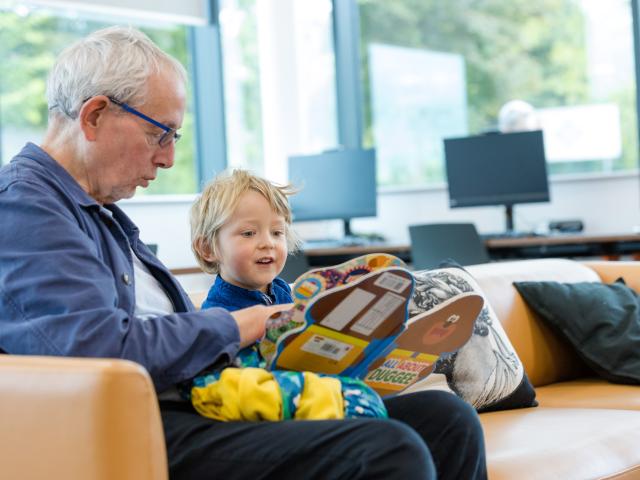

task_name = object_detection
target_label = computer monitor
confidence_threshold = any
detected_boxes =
[444,130,550,232]
[288,148,377,238]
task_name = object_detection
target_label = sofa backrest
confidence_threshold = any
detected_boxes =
[584,260,640,291]
[466,259,601,387]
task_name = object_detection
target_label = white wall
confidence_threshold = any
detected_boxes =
[122,172,640,270]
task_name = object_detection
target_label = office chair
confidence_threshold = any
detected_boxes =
[280,253,311,283]
[408,223,490,270]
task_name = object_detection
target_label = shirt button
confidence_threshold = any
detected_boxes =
[122,273,131,285]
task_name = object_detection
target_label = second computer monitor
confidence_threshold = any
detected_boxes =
[444,130,550,232]
[288,148,377,236]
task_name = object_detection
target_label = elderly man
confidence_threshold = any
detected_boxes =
[0,26,486,479]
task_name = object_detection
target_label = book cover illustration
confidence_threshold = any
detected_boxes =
[361,291,483,396]
[259,253,406,364]
[260,254,484,396]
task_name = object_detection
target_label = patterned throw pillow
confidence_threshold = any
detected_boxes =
[402,262,538,412]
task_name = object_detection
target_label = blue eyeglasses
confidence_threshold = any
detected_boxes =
[107,97,181,148]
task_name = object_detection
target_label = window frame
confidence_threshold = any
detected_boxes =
[189,11,228,188]
[4,1,640,190]
[333,0,640,188]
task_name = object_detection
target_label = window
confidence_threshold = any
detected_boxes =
[357,0,638,187]
[0,2,197,194]
[218,0,338,183]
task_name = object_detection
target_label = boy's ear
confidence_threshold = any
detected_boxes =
[194,237,217,263]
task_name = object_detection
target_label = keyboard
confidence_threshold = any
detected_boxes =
[481,231,542,240]
[303,237,385,249]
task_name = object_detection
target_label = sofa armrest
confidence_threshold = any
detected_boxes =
[0,355,168,480]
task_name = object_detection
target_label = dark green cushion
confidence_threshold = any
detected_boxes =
[513,279,640,384]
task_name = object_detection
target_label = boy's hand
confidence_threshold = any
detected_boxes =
[231,304,294,348]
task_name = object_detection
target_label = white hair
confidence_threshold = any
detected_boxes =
[498,100,540,133]
[46,26,187,120]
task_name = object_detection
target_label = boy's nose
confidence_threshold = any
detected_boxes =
[259,233,275,248]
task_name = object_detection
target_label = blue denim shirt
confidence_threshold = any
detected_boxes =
[0,143,240,392]
[202,275,293,312]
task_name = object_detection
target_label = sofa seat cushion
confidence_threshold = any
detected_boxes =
[481,407,640,480]
[535,378,640,410]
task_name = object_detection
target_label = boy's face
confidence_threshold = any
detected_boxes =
[215,190,288,292]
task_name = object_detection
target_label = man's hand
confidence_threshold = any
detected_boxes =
[231,304,293,348]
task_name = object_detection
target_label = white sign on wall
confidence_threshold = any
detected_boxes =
[537,103,622,162]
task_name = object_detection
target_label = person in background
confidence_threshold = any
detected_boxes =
[498,99,541,133]
[0,26,487,479]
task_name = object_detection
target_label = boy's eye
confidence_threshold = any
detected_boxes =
[241,231,255,237]
[273,230,285,237]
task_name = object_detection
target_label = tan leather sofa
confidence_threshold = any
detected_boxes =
[466,259,640,480]
[3,258,640,479]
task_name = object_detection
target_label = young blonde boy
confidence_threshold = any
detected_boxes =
[191,168,300,314]
[188,169,387,421]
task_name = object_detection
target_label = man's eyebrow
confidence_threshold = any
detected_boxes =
[145,122,175,132]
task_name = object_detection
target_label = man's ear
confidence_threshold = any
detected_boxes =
[78,96,110,141]
[194,237,217,263]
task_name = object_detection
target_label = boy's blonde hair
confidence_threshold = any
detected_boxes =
[190,169,301,274]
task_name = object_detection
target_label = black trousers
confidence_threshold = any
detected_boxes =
[161,390,487,479]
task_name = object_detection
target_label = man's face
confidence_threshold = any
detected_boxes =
[88,71,186,204]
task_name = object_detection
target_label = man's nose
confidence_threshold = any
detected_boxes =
[154,143,175,169]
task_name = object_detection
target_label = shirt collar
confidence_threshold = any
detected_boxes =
[15,143,141,239]
[15,142,102,209]
[214,274,271,303]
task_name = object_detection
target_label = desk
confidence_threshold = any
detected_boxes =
[171,233,640,274]
[304,233,640,266]
[484,233,640,260]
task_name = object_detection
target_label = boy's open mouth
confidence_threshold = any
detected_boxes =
[256,257,274,265]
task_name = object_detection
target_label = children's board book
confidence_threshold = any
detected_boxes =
[259,253,484,397]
